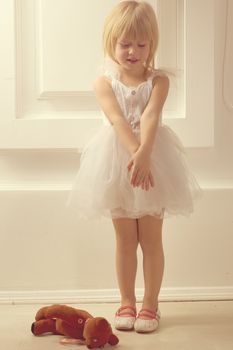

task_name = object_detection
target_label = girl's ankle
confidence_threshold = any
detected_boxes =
[141,299,158,311]
[120,299,136,309]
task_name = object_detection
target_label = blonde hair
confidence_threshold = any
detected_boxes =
[103,1,159,70]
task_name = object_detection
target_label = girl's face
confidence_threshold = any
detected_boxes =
[114,35,150,71]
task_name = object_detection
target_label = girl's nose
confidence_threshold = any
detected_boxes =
[128,46,136,54]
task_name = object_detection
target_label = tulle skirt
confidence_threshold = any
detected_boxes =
[65,123,203,220]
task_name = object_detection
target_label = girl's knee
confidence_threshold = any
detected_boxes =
[139,238,163,255]
[112,217,139,252]
[137,215,163,252]
[116,234,138,253]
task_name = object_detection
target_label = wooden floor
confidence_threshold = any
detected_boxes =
[1,300,233,350]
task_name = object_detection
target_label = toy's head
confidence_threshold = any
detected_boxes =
[83,317,119,349]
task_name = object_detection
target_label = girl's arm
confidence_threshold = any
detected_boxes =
[127,75,170,188]
[139,74,170,156]
[93,76,140,155]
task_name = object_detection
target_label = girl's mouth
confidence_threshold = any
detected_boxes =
[127,59,139,64]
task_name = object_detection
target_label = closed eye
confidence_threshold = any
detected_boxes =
[120,44,130,48]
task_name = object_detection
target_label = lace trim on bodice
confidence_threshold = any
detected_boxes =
[102,69,163,131]
[104,69,158,90]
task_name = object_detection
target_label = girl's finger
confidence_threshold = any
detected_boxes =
[134,172,144,187]
[140,176,149,191]
[145,176,149,191]
[136,174,145,186]
[130,172,137,185]
[131,167,139,185]
[127,160,133,171]
[140,178,145,190]
[149,172,155,187]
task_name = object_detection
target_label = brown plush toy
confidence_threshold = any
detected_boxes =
[31,304,119,349]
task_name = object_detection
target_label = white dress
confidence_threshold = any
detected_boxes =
[66,68,203,220]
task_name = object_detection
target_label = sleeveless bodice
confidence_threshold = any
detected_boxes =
[101,69,163,132]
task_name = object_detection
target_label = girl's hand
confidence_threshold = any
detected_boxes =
[139,172,155,191]
[127,149,155,190]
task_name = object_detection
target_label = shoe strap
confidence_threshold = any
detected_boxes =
[137,308,160,320]
[116,306,137,317]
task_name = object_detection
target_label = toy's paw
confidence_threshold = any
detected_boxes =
[60,337,86,345]
[31,322,35,334]
[108,334,119,346]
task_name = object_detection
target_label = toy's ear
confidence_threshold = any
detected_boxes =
[108,334,119,346]
[96,318,109,331]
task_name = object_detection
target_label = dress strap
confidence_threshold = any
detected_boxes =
[103,69,116,81]
[147,69,169,88]
[146,70,158,88]
[148,69,165,80]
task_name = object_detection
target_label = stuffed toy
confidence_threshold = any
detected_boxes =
[31,304,119,349]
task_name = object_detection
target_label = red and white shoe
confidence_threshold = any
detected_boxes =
[114,306,137,330]
[134,308,161,333]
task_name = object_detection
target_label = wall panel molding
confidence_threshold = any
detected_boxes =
[0,0,214,149]
[1,286,233,305]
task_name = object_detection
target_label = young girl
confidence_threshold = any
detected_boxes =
[66,0,203,333]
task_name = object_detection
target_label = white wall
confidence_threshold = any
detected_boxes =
[0,0,232,303]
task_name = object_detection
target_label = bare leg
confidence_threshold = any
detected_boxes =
[112,217,139,309]
[137,214,164,313]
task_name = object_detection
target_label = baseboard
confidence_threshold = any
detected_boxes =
[1,286,233,305]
